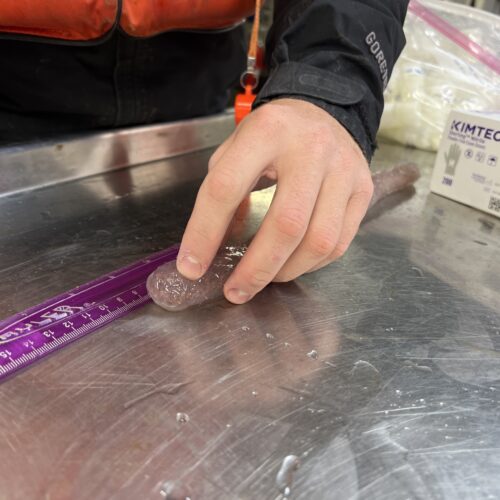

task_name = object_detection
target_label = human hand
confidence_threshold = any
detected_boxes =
[177,98,373,304]
[444,143,461,176]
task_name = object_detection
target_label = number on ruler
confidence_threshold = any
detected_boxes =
[43,330,55,338]
[0,350,12,359]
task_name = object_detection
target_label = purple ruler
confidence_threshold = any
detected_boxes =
[0,245,179,382]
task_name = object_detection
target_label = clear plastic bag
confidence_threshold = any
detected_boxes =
[379,0,500,151]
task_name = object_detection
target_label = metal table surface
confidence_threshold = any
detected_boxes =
[0,118,499,500]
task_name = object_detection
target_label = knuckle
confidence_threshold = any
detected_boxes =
[208,152,218,171]
[330,241,350,261]
[307,228,337,258]
[354,185,374,209]
[273,270,296,283]
[337,157,355,175]
[275,209,308,240]
[251,106,275,130]
[242,268,274,290]
[205,168,240,205]
[358,174,374,198]
[254,103,278,124]
[187,222,214,246]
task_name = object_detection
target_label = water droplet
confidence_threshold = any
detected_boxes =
[176,412,190,424]
[160,481,191,499]
[307,350,318,360]
[415,364,433,373]
[265,333,275,341]
[350,360,381,384]
[241,326,250,332]
[411,266,424,277]
[252,391,258,397]
[226,423,232,428]
[439,402,444,406]
[276,455,300,498]
[395,389,402,395]
[419,398,425,403]
[284,342,291,348]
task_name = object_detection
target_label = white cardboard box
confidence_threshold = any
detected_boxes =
[430,109,500,218]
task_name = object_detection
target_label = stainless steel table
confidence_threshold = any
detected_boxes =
[0,115,499,500]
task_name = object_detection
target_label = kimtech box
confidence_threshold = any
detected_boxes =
[430,110,500,218]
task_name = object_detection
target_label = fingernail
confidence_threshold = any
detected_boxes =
[177,254,203,280]
[226,288,250,305]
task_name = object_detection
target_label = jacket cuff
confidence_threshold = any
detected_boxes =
[253,62,379,161]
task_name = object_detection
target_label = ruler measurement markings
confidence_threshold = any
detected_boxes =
[2,294,147,357]
[0,247,179,334]
[0,296,150,377]
[0,247,178,381]
[0,283,149,344]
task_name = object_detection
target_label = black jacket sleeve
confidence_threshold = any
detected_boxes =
[253,0,409,161]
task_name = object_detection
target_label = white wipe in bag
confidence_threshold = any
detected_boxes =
[379,0,500,151]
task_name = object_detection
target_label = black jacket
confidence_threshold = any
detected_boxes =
[0,0,408,158]
[257,0,409,159]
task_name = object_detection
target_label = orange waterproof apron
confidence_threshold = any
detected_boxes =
[0,0,255,41]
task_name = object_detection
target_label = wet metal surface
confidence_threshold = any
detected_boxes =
[0,137,499,499]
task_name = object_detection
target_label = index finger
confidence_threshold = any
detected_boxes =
[177,134,274,280]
